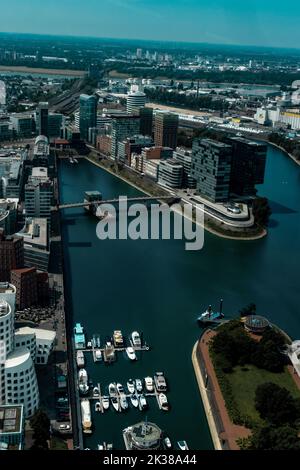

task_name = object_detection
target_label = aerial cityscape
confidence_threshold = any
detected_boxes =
[0,0,300,458]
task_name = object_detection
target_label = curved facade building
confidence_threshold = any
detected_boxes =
[126,91,146,114]
[5,347,39,418]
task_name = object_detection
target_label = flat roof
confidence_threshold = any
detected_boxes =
[0,283,16,295]
[5,347,31,369]
[31,167,48,178]
[15,326,56,342]
[0,405,23,435]
[17,218,48,248]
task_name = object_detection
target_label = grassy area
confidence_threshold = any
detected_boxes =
[226,364,300,426]
[50,436,68,450]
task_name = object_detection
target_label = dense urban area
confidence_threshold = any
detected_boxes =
[0,32,300,452]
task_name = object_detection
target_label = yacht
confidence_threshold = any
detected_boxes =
[139,394,148,410]
[158,393,169,411]
[127,379,135,394]
[78,369,89,395]
[144,376,154,392]
[93,386,100,397]
[135,379,143,393]
[102,397,110,410]
[164,437,172,449]
[81,399,92,434]
[198,301,224,325]
[177,441,189,450]
[131,331,141,348]
[154,372,167,392]
[130,394,139,408]
[111,397,120,412]
[95,349,102,361]
[95,401,101,412]
[76,350,85,368]
[120,395,128,411]
[126,346,137,361]
[109,383,117,397]
[113,330,124,348]
[116,383,124,394]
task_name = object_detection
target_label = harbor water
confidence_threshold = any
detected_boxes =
[59,146,300,450]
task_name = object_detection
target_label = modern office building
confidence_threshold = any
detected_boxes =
[126,91,146,114]
[10,114,35,138]
[48,113,64,138]
[132,106,153,136]
[96,135,112,156]
[79,94,97,140]
[110,115,140,158]
[0,199,18,235]
[0,404,24,449]
[10,268,38,310]
[0,230,24,282]
[25,168,52,223]
[0,119,12,141]
[14,327,55,365]
[16,218,49,272]
[117,135,154,165]
[227,137,267,197]
[173,148,197,189]
[154,112,178,149]
[36,102,49,137]
[191,139,232,202]
[0,156,23,200]
[158,158,183,189]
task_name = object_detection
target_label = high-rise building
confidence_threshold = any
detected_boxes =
[136,48,143,59]
[126,91,146,114]
[24,168,52,223]
[10,268,38,310]
[79,94,97,140]
[154,112,178,150]
[173,148,197,189]
[110,115,140,158]
[0,230,24,282]
[36,102,49,137]
[191,139,232,202]
[10,114,35,138]
[132,106,153,136]
[48,113,64,138]
[158,159,183,189]
[227,137,267,197]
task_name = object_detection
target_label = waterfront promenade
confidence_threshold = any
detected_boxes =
[192,330,251,450]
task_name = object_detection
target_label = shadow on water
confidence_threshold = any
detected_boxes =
[268,200,298,215]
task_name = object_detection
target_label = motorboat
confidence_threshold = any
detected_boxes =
[95,401,101,412]
[97,444,104,450]
[95,349,102,361]
[198,301,225,325]
[127,379,135,394]
[78,369,89,395]
[131,331,141,348]
[109,383,117,397]
[164,437,172,449]
[135,379,143,392]
[116,383,124,394]
[111,397,120,412]
[87,341,92,349]
[76,350,85,368]
[139,394,148,410]
[102,397,110,410]
[177,441,189,450]
[120,395,128,410]
[144,376,154,392]
[113,330,124,348]
[81,399,92,434]
[130,394,139,408]
[93,386,100,397]
[159,393,169,411]
[154,372,167,392]
[126,346,137,361]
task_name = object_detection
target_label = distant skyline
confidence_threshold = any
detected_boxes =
[0,0,299,49]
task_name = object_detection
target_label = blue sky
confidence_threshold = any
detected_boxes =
[0,0,299,48]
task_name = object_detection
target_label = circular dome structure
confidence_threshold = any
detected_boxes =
[244,315,270,334]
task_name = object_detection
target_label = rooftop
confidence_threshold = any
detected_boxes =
[0,405,23,436]
[17,218,48,248]
[5,347,31,369]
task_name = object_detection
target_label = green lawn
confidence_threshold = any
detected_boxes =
[226,364,300,425]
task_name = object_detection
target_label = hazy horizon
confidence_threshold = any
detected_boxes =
[0,0,299,49]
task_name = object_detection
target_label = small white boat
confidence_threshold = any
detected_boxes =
[78,369,89,395]
[97,444,104,450]
[111,397,120,412]
[95,349,102,361]
[76,350,85,368]
[164,437,172,449]
[131,331,141,348]
[120,395,128,410]
[127,379,135,394]
[130,394,139,408]
[95,401,101,412]
[144,376,154,392]
[139,394,147,410]
[135,379,143,393]
[87,341,92,348]
[73,158,79,164]
[126,347,137,361]
[93,386,100,397]
[102,397,110,410]
[159,393,169,411]
[154,372,167,392]
[177,441,189,450]
[109,383,117,396]
[116,383,124,394]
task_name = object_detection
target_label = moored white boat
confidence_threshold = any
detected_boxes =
[144,376,154,392]
[126,346,137,361]
[95,401,101,412]
[120,394,128,410]
[127,379,135,394]
[109,383,117,396]
[76,350,85,368]
[130,394,139,408]
[139,394,147,410]
[158,393,169,411]
[164,437,172,449]
[93,386,100,397]
[78,369,89,395]
[116,383,124,394]
[111,396,120,412]
[95,349,102,361]
[135,379,143,392]
[177,440,189,450]
[102,397,110,410]
[81,399,92,434]
[131,331,141,348]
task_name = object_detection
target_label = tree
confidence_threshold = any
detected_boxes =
[255,383,299,426]
[252,329,286,372]
[211,321,255,367]
[250,424,300,450]
[253,197,272,227]
[30,409,50,449]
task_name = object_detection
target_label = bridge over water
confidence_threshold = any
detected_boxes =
[58,196,179,210]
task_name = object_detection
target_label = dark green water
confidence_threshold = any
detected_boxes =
[59,146,300,450]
